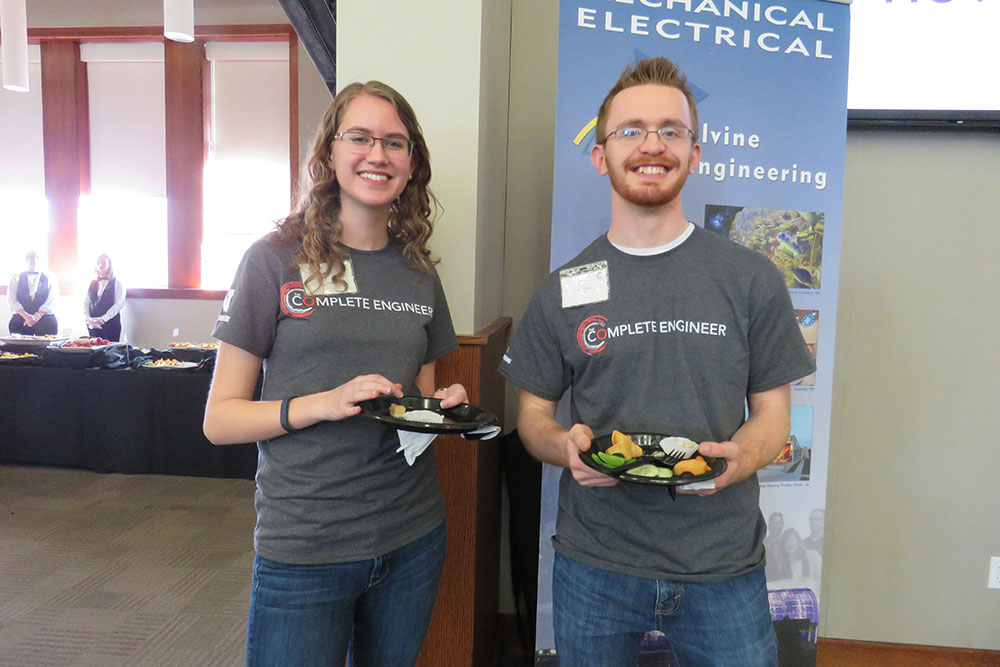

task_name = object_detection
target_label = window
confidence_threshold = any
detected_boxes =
[0,45,47,273]
[202,41,291,288]
[78,42,168,288]
[0,26,297,298]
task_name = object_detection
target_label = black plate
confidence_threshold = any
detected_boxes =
[0,353,40,365]
[170,347,216,363]
[580,432,726,486]
[359,395,498,434]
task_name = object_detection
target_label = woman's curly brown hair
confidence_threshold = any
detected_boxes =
[274,80,440,290]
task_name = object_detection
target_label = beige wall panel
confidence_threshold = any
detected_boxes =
[474,0,512,331]
[823,129,1000,650]
[338,0,485,333]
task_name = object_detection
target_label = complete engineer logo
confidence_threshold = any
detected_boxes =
[577,315,608,355]
[280,282,315,318]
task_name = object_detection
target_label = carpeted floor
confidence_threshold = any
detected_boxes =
[0,464,256,667]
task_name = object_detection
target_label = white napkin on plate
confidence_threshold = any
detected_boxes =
[395,424,502,466]
[463,424,501,440]
[396,430,438,466]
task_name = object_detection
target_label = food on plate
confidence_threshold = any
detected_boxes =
[607,430,642,459]
[7,333,59,340]
[170,341,219,349]
[399,408,444,424]
[627,464,674,479]
[673,455,711,476]
[1,351,37,359]
[63,337,110,348]
[659,436,699,458]
[146,358,182,367]
[389,403,407,417]
[591,451,628,468]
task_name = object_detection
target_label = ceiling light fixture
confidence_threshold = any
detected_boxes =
[1,0,29,92]
[163,0,195,43]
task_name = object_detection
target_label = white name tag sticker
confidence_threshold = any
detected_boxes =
[300,258,359,295]
[560,261,609,308]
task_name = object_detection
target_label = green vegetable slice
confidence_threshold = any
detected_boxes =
[625,463,674,478]
[592,452,630,468]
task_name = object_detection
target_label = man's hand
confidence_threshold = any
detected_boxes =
[564,423,618,487]
[675,440,741,496]
[518,391,618,487]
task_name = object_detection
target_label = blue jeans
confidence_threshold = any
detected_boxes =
[552,552,777,667]
[246,522,446,667]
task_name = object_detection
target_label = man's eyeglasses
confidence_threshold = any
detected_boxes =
[334,131,414,156]
[602,125,694,145]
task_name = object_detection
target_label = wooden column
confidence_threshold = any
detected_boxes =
[418,316,512,667]
[40,41,89,282]
[164,39,207,289]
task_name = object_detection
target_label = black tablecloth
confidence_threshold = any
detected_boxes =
[0,365,257,479]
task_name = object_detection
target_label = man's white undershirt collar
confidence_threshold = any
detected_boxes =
[610,222,694,256]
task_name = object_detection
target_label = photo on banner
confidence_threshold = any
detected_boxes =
[537,1,849,664]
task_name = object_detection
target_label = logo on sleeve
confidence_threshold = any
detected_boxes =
[576,315,608,355]
[280,282,315,318]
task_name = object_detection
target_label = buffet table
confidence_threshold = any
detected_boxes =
[0,365,257,479]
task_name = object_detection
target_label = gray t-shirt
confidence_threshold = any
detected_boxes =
[500,228,815,581]
[213,235,457,564]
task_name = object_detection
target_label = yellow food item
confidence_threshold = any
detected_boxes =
[1,351,36,358]
[148,358,181,367]
[389,403,407,417]
[607,430,642,459]
[673,456,711,476]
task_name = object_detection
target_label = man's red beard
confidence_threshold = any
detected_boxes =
[607,155,690,208]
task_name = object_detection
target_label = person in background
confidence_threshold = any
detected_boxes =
[764,511,789,581]
[7,250,59,336]
[802,508,824,553]
[500,57,814,666]
[84,253,126,341]
[203,80,465,667]
[778,528,820,583]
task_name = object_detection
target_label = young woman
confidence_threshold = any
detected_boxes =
[84,253,126,341]
[779,528,821,583]
[204,80,466,667]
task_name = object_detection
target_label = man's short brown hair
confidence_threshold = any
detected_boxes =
[595,56,699,144]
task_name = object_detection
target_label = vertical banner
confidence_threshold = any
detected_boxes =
[537,1,849,664]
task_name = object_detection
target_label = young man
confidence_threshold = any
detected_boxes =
[500,57,814,666]
[7,250,59,336]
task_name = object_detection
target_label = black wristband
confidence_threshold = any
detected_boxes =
[280,396,299,433]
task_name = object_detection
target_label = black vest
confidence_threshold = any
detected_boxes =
[88,278,118,319]
[16,272,49,315]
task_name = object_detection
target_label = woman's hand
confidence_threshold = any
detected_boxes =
[433,383,468,409]
[320,374,403,421]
